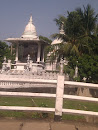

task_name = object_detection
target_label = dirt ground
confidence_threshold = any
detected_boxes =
[0,118,98,130]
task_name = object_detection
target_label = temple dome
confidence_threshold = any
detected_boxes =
[21,16,39,40]
[51,23,64,45]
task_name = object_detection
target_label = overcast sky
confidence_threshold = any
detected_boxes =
[0,0,98,41]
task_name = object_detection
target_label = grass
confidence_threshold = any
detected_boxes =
[63,99,98,121]
[0,97,33,107]
[63,99,98,112]
[0,96,98,121]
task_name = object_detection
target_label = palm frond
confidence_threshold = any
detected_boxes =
[54,15,67,30]
[70,45,80,56]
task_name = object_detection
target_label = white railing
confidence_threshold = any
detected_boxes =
[0,70,69,80]
[64,81,98,89]
[0,74,98,120]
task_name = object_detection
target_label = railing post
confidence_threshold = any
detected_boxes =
[54,58,64,121]
[54,75,64,121]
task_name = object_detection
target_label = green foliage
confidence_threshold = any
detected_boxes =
[76,4,98,35]
[78,55,98,83]
[66,11,83,41]
[63,65,74,80]
[51,4,98,83]
[54,15,67,30]
[90,36,98,55]
[66,54,98,83]
[0,41,13,68]
[94,24,98,36]
[39,35,52,44]
[63,56,78,80]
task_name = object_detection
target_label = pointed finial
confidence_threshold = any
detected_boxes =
[60,22,64,34]
[29,15,33,23]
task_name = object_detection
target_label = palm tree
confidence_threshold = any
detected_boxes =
[51,11,81,60]
[49,4,98,80]
[51,4,98,60]
[76,4,98,54]
[76,4,98,35]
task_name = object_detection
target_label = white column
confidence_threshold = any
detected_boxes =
[42,46,44,62]
[54,75,64,121]
[11,43,13,55]
[15,43,18,62]
[37,43,41,62]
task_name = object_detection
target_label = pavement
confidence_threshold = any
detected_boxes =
[0,119,98,130]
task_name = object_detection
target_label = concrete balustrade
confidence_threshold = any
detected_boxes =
[0,71,59,80]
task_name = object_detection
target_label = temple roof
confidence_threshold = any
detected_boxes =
[6,38,47,44]
[6,16,39,41]
[5,16,48,45]
[51,38,63,45]
[21,16,39,40]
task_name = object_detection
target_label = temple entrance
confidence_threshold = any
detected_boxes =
[18,43,38,63]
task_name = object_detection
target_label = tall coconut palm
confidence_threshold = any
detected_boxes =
[51,11,82,60]
[49,4,98,81]
[51,4,98,60]
[76,4,98,36]
[76,4,98,54]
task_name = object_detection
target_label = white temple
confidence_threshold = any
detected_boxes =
[4,16,48,72]
[46,24,66,71]
[51,24,65,45]
[0,16,69,81]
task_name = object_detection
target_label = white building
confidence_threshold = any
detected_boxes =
[45,24,67,71]
[4,16,48,72]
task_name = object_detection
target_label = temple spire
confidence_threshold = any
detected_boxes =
[29,15,33,23]
[21,16,39,40]
[60,22,64,34]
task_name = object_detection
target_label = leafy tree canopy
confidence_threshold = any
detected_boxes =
[51,4,98,83]
[0,41,12,68]
[39,35,52,44]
